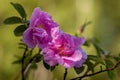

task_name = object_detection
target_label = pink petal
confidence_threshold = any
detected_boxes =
[75,48,87,68]
[30,7,41,27]
[43,48,58,66]
[23,28,37,48]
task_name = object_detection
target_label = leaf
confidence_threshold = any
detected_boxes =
[11,2,27,18]
[4,16,22,24]
[84,59,94,72]
[74,66,85,74]
[113,56,120,62]
[91,38,110,57]
[12,59,22,64]
[83,40,90,47]
[35,54,42,63]
[88,55,105,65]
[105,59,115,80]
[14,25,27,36]
[43,60,50,70]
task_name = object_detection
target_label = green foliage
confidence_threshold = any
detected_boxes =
[85,59,94,72]
[74,66,85,74]
[14,25,27,36]
[34,54,43,63]
[10,2,27,18]
[4,16,22,24]
[105,59,115,80]
[88,55,105,65]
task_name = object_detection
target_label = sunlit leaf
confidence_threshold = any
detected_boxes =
[4,16,22,24]
[11,2,27,18]
[74,66,85,74]
[14,25,27,36]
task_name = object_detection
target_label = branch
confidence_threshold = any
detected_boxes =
[23,49,41,76]
[21,46,28,80]
[64,68,68,80]
[71,60,120,80]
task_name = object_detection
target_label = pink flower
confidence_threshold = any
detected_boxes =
[23,8,58,48]
[42,28,87,68]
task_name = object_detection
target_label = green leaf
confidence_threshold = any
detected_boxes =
[88,55,105,65]
[83,40,90,47]
[12,59,22,64]
[84,59,94,72]
[11,2,27,18]
[34,54,42,63]
[4,16,22,24]
[14,25,27,36]
[105,59,115,80]
[43,60,50,70]
[113,56,120,62]
[74,66,85,74]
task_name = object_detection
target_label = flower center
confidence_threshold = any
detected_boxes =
[38,24,45,29]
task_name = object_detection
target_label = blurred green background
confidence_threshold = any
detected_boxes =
[0,0,120,80]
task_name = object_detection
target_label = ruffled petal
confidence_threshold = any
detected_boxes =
[33,27,50,49]
[23,28,37,48]
[58,50,83,68]
[42,48,58,66]
[74,48,87,68]
[30,7,41,27]
[74,37,85,47]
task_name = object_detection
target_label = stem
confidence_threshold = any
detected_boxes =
[24,49,41,76]
[71,60,120,80]
[64,68,68,80]
[21,46,28,80]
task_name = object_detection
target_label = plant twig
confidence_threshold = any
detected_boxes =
[71,60,120,80]
[21,46,28,80]
[23,49,41,76]
[64,68,68,80]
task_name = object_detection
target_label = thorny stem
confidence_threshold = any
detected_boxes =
[71,60,120,80]
[64,68,68,80]
[21,46,28,80]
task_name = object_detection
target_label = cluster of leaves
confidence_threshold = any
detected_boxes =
[4,2,28,36]
[73,38,120,80]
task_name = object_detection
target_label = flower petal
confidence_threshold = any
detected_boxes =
[74,37,85,47]
[75,48,87,68]
[33,27,51,49]
[57,50,83,68]
[42,48,58,66]
[30,7,41,27]
[23,28,37,48]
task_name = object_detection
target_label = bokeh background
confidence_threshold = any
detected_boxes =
[0,0,120,80]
